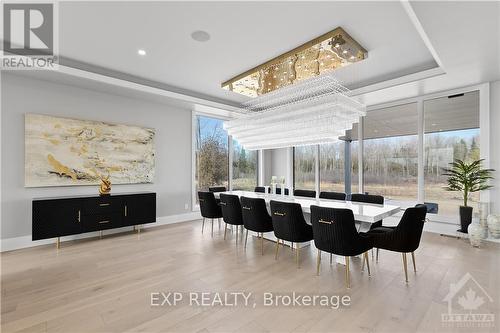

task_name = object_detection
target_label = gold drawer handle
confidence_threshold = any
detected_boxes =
[77,210,81,222]
[98,220,110,224]
[99,203,110,206]
[319,219,333,224]
[242,206,251,210]
[274,212,285,216]
[125,205,127,217]
[220,202,227,206]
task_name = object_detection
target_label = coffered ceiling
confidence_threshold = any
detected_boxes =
[4,1,499,110]
[55,1,440,106]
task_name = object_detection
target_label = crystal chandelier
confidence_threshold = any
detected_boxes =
[224,74,366,150]
[222,27,367,98]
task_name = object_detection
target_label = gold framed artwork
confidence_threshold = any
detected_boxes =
[25,114,155,187]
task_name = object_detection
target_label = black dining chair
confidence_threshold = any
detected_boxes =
[198,191,223,237]
[209,186,226,193]
[319,191,346,201]
[367,204,427,283]
[275,187,289,195]
[293,189,316,198]
[269,200,313,268]
[310,206,373,288]
[219,193,244,243]
[254,186,268,193]
[240,196,274,254]
[350,194,385,229]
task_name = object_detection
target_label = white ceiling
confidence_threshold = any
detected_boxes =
[4,1,499,110]
[57,1,439,105]
[357,1,500,106]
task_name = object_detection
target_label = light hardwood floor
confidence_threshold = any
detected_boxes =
[1,220,499,333]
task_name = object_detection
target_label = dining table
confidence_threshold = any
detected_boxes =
[215,190,400,223]
[214,190,401,265]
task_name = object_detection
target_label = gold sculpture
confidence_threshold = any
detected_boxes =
[99,175,111,196]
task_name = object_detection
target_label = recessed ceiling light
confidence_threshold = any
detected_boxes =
[191,30,211,42]
[138,49,146,56]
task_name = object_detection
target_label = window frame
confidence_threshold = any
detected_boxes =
[191,110,260,211]
[288,83,490,223]
[231,138,259,191]
[193,83,490,223]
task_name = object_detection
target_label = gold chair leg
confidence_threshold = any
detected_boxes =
[411,252,417,272]
[211,219,214,237]
[235,225,238,244]
[296,245,300,268]
[361,252,366,271]
[291,242,294,252]
[218,218,221,229]
[201,218,205,233]
[224,223,228,240]
[244,229,248,249]
[376,248,379,263]
[330,253,333,265]
[316,250,321,276]
[275,239,280,260]
[56,237,60,249]
[261,233,264,255]
[371,249,374,259]
[364,252,371,276]
[402,253,409,284]
[345,256,351,289]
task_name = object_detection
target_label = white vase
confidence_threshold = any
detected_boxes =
[487,215,500,239]
[468,220,482,247]
[479,202,489,220]
[479,222,489,239]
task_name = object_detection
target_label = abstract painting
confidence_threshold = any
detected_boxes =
[25,114,155,187]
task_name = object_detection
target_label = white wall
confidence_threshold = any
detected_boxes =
[490,80,500,214]
[261,149,272,185]
[270,148,288,180]
[270,148,294,188]
[1,73,194,240]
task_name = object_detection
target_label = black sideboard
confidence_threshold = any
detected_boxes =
[33,192,156,246]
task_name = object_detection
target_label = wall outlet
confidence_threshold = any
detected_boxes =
[184,203,189,210]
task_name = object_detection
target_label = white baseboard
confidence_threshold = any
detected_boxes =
[0,211,201,252]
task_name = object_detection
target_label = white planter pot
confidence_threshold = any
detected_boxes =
[468,221,482,247]
[487,214,500,239]
[479,220,488,239]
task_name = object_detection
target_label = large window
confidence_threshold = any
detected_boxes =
[424,92,480,217]
[362,103,418,201]
[319,141,345,192]
[293,146,316,190]
[232,140,258,190]
[195,115,228,194]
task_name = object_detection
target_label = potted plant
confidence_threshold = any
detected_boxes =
[443,159,494,233]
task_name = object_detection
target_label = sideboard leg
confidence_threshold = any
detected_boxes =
[56,237,60,249]
[137,225,141,234]
[99,231,103,239]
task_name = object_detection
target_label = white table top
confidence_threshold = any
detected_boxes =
[215,190,401,223]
